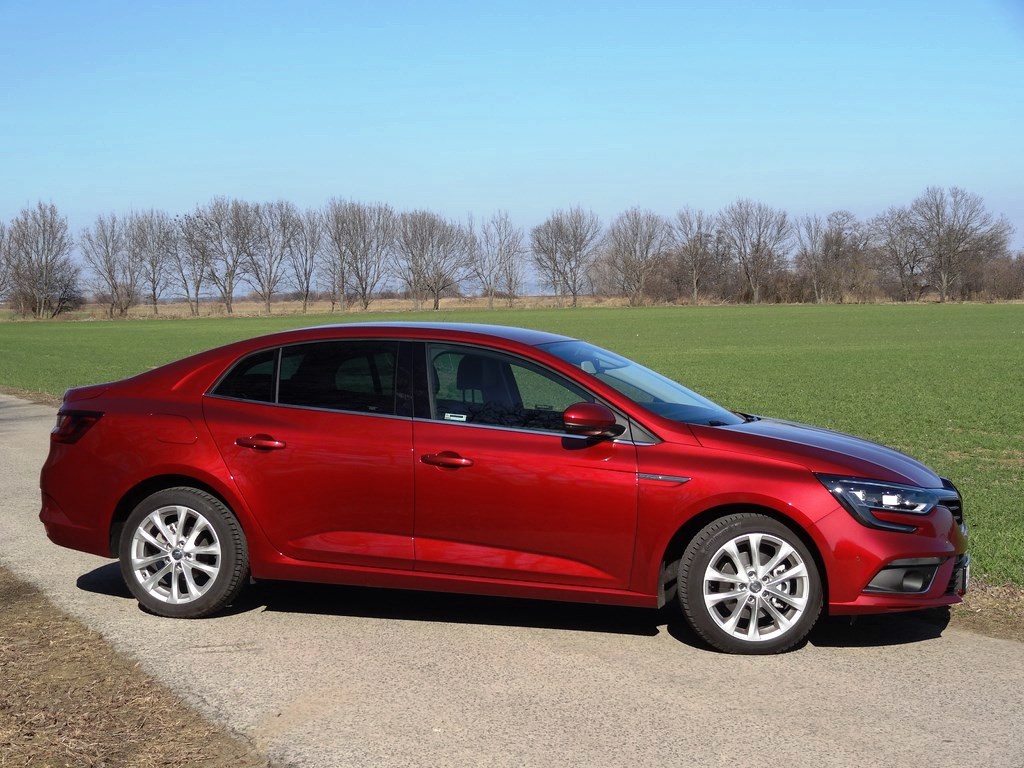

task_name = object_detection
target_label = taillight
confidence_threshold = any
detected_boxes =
[51,411,103,444]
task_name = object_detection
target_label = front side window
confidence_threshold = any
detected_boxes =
[427,344,592,432]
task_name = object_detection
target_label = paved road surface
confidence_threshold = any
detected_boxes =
[1,393,1020,768]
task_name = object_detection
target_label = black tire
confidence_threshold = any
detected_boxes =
[678,513,822,654]
[118,487,249,618]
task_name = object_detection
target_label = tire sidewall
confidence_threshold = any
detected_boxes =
[118,487,247,619]
[679,514,822,654]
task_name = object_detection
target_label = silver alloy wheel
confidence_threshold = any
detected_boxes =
[129,504,222,604]
[702,532,810,643]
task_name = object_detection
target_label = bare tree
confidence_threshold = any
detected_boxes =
[130,210,175,315]
[190,197,254,314]
[324,199,396,311]
[529,217,564,304]
[975,249,1024,300]
[672,208,720,304]
[829,211,873,302]
[718,199,791,303]
[795,212,866,303]
[795,214,827,303]
[871,206,926,301]
[244,200,299,313]
[531,207,602,307]
[393,210,472,310]
[317,234,345,312]
[80,212,146,317]
[288,208,324,313]
[603,208,671,306]
[175,214,212,316]
[499,237,526,307]
[472,211,525,309]
[6,202,82,317]
[321,200,349,311]
[0,220,9,300]
[910,186,1012,302]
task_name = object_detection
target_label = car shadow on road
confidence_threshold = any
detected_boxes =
[808,608,951,648]
[76,562,132,599]
[74,562,681,640]
[76,563,950,650]
[249,580,676,639]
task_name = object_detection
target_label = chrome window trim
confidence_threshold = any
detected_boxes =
[203,393,412,422]
[411,415,642,445]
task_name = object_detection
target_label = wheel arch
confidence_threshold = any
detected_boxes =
[109,474,244,557]
[657,503,830,610]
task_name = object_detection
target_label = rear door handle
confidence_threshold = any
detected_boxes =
[236,434,287,451]
[421,451,473,468]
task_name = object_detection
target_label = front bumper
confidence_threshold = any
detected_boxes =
[814,503,968,616]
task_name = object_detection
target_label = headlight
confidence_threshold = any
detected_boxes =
[815,474,944,533]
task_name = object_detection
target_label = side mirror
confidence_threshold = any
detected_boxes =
[563,402,626,439]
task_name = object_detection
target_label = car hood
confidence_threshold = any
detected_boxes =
[688,417,943,488]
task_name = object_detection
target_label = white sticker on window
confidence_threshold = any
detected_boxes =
[444,413,468,422]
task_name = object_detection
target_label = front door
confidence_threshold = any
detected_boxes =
[412,343,638,589]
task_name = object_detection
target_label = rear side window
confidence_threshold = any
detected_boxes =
[278,341,398,415]
[211,341,401,416]
[211,349,277,403]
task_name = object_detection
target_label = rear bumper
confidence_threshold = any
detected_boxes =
[39,492,110,557]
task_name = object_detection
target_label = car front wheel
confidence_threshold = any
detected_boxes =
[678,513,822,654]
[118,487,249,618]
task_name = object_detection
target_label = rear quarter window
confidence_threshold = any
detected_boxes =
[210,349,277,402]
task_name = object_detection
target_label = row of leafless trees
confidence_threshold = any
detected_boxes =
[1,187,1018,317]
[591,190,1017,306]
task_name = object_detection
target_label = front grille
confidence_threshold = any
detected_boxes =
[945,554,969,595]
[941,497,964,526]
[939,478,964,526]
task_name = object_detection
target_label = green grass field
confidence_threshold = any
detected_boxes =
[2,304,1022,585]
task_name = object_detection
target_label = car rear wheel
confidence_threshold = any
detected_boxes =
[678,513,822,654]
[118,487,249,618]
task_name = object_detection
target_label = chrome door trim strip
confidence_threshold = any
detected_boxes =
[637,473,691,485]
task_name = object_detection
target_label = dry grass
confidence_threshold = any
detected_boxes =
[0,565,272,768]
[47,294,635,321]
[950,579,1024,642]
[0,386,61,407]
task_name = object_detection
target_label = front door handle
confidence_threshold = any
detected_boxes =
[236,434,287,451]
[421,451,473,469]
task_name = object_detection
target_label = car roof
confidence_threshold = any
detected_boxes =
[303,322,575,347]
[109,322,577,401]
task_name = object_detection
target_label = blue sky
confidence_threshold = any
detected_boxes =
[2,0,1022,247]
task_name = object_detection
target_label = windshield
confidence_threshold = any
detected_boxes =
[539,340,744,427]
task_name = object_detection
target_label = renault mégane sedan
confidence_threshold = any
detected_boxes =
[40,323,969,653]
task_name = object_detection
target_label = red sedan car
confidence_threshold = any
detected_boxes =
[40,322,968,653]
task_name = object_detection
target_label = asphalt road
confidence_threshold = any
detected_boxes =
[1,392,1021,768]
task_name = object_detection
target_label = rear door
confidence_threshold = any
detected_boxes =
[412,342,638,589]
[203,340,415,570]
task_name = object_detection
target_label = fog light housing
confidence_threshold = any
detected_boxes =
[865,557,945,594]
